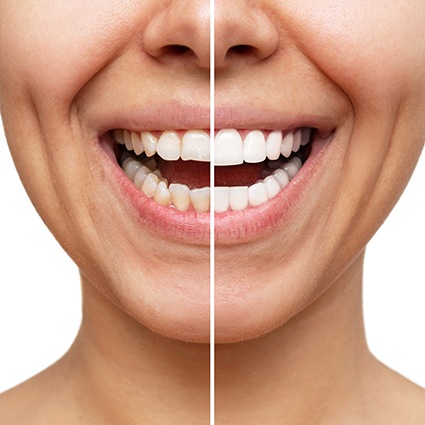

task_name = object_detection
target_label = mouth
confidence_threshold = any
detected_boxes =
[112,127,329,214]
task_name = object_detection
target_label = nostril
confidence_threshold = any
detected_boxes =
[229,44,255,55]
[163,44,192,56]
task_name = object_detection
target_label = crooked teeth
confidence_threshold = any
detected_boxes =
[120,152,303,213]
[113,128,311,164]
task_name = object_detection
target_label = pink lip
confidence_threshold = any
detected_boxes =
[94,103,336,246]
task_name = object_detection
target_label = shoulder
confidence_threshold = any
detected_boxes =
[0,364,83,425]
[366,360,425,424]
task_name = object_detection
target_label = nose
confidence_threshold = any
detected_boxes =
[143,0,210,69]
[215,0,279,70]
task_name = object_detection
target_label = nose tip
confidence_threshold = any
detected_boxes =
[214,1,279,70]
[143,1,210,69]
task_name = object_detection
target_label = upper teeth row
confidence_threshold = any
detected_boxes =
[113,128,312,166]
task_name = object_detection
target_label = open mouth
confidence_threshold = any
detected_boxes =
[113,127,324,213]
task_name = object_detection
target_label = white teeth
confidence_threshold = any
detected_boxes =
[229,186,249,211]
[248,182,269,207]
[124,130,133,152]
[190,187,210,213]
[214,187,230,213]
[281,132,293,158]
[131,132,144,155]
[301,128,311,146]
[114,127,312,163]
[141,132,158,157]
[266,131,282,160]
[283,157,302,179]
[181,130,210,161]
[273,169,290,189]
[154,181,172,206]
[214,129,244,166]
[169,184,191,212]
[263,175,281,199]
[156,131,181,161]
[117,127,314,212]
[123,158,143,181]
[292,130,302,153]
[133,165,150,189]
[243,130,266,163]
[141,173,160,197]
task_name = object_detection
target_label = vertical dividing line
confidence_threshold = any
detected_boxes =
[209,0,215,423]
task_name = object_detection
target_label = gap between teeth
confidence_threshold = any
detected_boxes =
[120,153,303,213]
[113,128,312,165]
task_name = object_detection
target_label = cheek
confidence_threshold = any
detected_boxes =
[0,0,138,104]
[283,0,425,109]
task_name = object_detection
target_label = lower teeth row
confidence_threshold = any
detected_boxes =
[120,154,303,213]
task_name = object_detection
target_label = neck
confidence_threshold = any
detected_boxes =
[215,251,374,424]
[66,278,210,425]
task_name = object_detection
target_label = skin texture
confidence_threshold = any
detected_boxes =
[0,1,424,424]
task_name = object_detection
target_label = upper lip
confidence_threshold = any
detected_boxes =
[92,102,336,136]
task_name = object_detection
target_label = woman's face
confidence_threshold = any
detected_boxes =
[0,1,424,343]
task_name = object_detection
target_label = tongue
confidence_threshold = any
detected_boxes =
[157,159,264,188]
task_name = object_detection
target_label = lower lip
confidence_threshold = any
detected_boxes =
[99,132,333,246]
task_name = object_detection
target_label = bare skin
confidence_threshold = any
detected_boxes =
[1,0,425,424]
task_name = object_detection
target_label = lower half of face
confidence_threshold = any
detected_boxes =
[0,0,424,344]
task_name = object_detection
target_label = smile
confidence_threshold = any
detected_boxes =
[113,127,319,213]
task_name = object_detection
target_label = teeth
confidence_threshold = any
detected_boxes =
[169,183,191,212]
[181,130,210,161]
[115,127,315,212]
[215,187,230,213]
[215,129,244,166]
[248,182,269,207]
[229,186,249,211]
[156,131,181,161]
[243,130,266,163]
[266,131,282,160]
[154,181,172,206]
[281,132,293,158]
[113,127,312,164]
[141,132,158,157]
[190,187,210,213]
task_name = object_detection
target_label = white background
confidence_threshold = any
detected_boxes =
[0,121,424,393]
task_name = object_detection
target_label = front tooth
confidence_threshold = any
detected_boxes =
[169,184,191,212]
[301,128,311,146]
[281,132,294,158]
[141,173,160,197]
[154,181,172,206]
[292,130,302,153]
[124,130,133,151]
[190,187,210,213]
[266,131,282,160]
[263,175,281,199]
[248,182,269,207]
[181,130,210,161]
[141,132,158,157]
[156,131,181,161]
[229,186,249,211]
[131,132,144,155]
[243,130,266,163]
[214,129,243,166]
[123,159,142,180]
[214,187,230,213]
[134,165,151,188]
